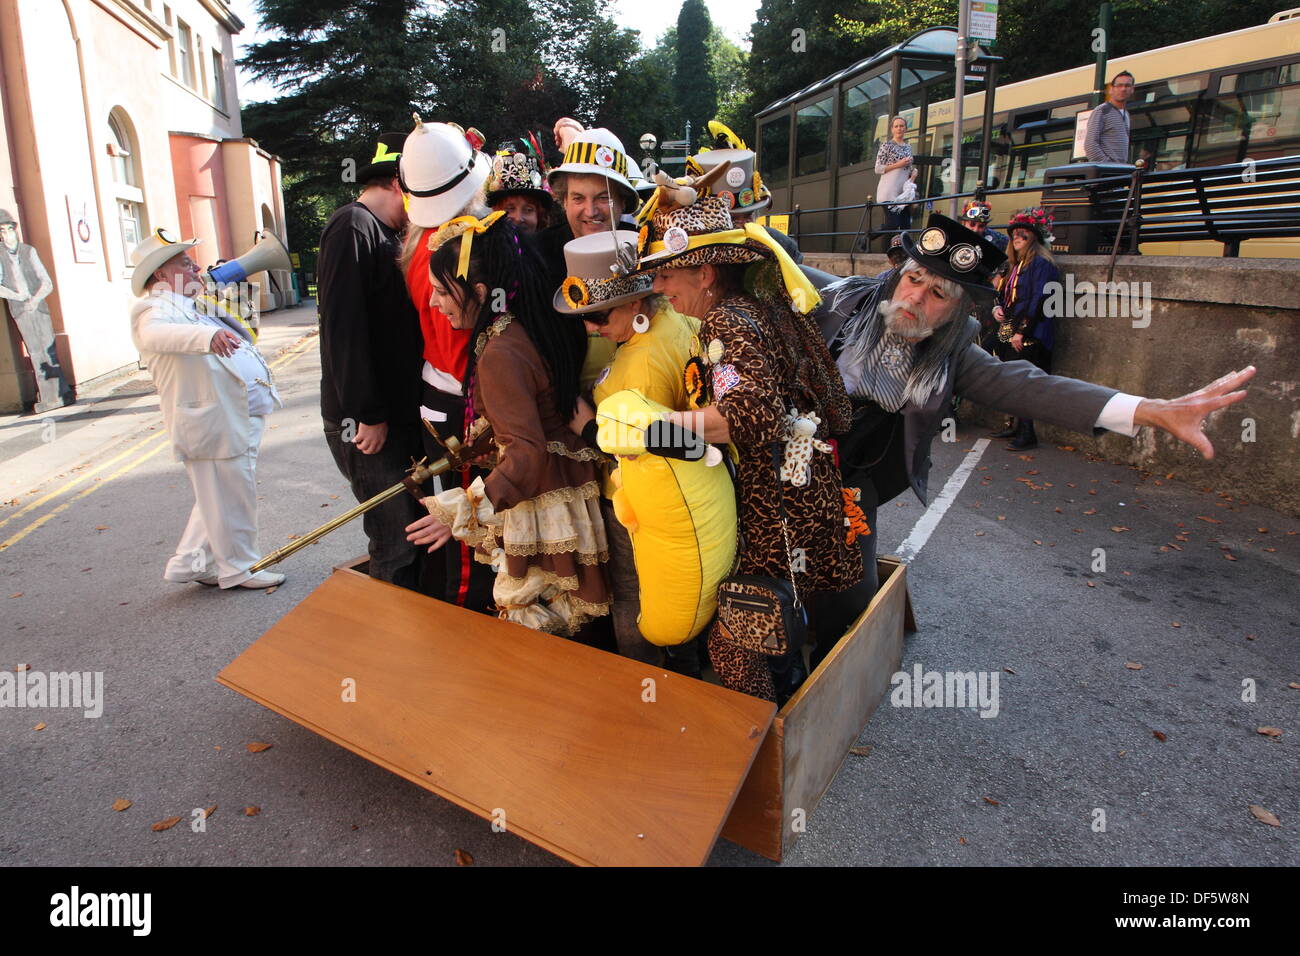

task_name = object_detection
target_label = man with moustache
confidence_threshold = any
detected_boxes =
[815,213,1255,641]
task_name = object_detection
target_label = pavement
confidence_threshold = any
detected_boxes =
[1,303,1296,867]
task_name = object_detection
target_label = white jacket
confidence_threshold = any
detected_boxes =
[130,291,254,461]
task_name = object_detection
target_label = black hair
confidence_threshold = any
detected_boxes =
[362,171,400,190]
[429,218,586,420]
[1111,70,1135,85]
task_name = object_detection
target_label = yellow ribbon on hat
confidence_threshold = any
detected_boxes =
[639,222,819,314]
[427,211,506,279]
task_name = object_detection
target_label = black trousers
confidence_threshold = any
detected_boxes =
[323,419,425,591]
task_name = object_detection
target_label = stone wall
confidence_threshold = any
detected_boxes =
[803,253,1300,516]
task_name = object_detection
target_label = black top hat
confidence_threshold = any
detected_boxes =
[900,213,1007,299]
[357,132,406,182]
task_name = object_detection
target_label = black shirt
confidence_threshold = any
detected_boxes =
[316,202,422,427]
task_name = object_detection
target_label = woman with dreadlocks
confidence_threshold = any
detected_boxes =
[412,212,611,637]
[634,167,862,704]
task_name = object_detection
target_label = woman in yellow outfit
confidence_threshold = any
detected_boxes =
[558,230,734,674]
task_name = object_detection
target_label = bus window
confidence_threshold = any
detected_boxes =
[795,97,833,177]
[759,115,791,185]
[1007,117,1076,189]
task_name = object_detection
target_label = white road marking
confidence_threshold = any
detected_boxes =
[894,439,990,562]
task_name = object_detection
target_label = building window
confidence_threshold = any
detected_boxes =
[108,111,147,266]
[177,20,194,89]
[795,97,834,178]
[163,6,175,76]
[759,115,791,186]
[212,49,227,111]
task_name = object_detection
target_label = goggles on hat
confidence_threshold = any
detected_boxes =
[916,226,985,273]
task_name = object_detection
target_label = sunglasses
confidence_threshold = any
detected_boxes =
[583,309,611,326]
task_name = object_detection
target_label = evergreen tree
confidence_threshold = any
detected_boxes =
[674,0,718,147]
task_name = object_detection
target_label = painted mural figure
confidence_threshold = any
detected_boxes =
[0,208,73,411]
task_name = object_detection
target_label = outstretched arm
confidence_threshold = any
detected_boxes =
[1133,366,1254,460]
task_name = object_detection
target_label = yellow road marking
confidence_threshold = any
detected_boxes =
[0,439,171,552]
[0,330,318,551]
[0,431,169,532]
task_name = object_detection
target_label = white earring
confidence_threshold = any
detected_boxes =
[632,312,650,334]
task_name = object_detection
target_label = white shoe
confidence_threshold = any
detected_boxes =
[234,570,285,590]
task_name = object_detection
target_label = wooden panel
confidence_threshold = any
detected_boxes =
[218,572,775,867]
[777,559,908,857]
[717,715,785,862]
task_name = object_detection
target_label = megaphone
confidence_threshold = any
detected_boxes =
[209,230,292,285]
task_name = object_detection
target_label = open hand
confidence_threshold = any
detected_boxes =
[1133,366,1255,459]
[406,512,452,552]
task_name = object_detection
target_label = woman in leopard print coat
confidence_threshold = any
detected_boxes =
[638,190,863,703]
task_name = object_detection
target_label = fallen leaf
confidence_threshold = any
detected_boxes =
[151,816,182,832]
[849,745,873,756]
[1196,516,1220,523]
[982,796,1000,806]
[1026,469,1039,475]
[1165,473,1173,479]
[1054,508,1062,513]
[1171,622,1181,628]
[1246,634,1256,641]
[1153,730,1167,741]
[1122,571,1132,576]
[974,531,985,536]
[1057,445,1075,452]
[1223,552,1237,561]
[320,503,329,508]
[1003,667,1017,675]
[16,664,29,672]
[1086,581,1096,588]
[1016,455,1033,462]
[1264,547,1277,553]
[1033,539,1042,545]
[112,799,132,812]
[1257,727,1283,738]
[1167,543,1182,551]
[330,495,339,499]
[997,515,1006,521]
[8,592,21,599]
[959,836,968,845]
[264,586,278,594]
[454,849,474,866]
[1088,489,1097,496]
[244,806,260,816]
[1248,805,1281,827]
[33,722,46,731]
[1289,682,1300,690]
[1119,750,1127,757]
[1110,526,1130,533]
[1257,527,1268,533]
[1125,662,1143,670]
[94,525,109,531]
[287,533,301,540]
[1159,546,1171,553]
[247,742,273,753]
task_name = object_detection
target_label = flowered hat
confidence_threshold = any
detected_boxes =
[486,135,554,210]
[554,230,652,315]
[635,161,820,314]
[1006,207,1054,243]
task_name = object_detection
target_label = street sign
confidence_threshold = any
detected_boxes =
[969,0,999,42]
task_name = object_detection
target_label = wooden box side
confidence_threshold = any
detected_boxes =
[717,715,785,861]
[777,559,909,857]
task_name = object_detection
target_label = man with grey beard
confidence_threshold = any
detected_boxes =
[813,213,1254,662]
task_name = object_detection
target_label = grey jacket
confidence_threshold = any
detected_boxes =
[818,275,1116,505]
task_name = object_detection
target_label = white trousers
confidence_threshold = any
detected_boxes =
[163,415,266,588]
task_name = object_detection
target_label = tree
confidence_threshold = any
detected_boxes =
[675,0,718,148]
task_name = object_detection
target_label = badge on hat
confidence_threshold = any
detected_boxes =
[664,226,690,254]
[725,166,746,189]
[594,145,615,169]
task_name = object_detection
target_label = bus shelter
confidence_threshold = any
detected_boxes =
[755,27,1001,252]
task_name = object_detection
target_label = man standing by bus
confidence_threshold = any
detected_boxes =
[1085,71,1136,164]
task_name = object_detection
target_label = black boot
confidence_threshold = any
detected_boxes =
[991,417,1017,439]
[1008,418,1038,450]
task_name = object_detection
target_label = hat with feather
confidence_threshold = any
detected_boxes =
[486,133,554,211]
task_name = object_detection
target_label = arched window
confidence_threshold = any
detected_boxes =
[108,109,146,266]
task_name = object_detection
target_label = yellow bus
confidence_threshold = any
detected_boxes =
[755,11,1300,257]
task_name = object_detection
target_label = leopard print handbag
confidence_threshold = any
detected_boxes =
[714,444,808,658]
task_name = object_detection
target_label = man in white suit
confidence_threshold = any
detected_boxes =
[128,228,283,589]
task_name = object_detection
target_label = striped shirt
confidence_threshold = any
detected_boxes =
[849,332,915,412]
[1084,102,1130,165]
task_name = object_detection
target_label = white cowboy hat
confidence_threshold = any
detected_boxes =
[548,128,640,212]
[400,122,493,229]
[129,227,199,297]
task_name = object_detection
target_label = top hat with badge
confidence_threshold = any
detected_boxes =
[547,128,640,213]
[686,120,771,218]
[899,213,1008,301]
[486,134,554,211]
[553,230,653,316]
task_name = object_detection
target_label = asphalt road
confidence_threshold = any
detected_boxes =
[2,304,1296,867]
